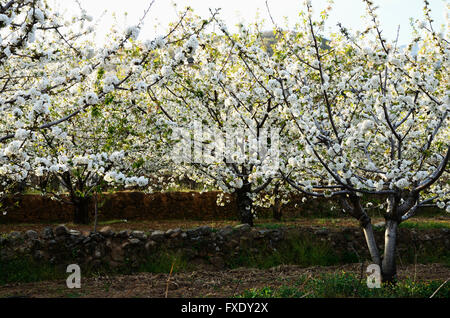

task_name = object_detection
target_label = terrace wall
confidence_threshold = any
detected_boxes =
[0,191,442,224]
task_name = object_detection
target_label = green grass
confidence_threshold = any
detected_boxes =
[254,223,293,230]
[399,221,450,230]
[238,272,450,298]
[225,234,359,269]
[0,249,194,286]
[401,242,450,267]
[0,257,65,285]
[136,251,193,274]
[372,220,450,232]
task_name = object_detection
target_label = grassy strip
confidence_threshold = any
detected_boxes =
[224,235,358,269]
[238,272,450,298]
[0,250,194,286]
[1,232,449,285]
[0,257,64,285]
[399,221,450,230]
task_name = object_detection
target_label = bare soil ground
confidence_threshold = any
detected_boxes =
[1,216,449,234]
[1,263,449,298]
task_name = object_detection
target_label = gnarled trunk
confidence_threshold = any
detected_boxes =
[73,197,91,225]
[236,187,254,226]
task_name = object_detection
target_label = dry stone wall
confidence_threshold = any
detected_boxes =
[1,224,449,271]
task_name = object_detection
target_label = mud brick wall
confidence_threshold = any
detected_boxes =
[0,191,442,224]
[1,192,235,223]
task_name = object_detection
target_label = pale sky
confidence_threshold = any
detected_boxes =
[52,0,448,45]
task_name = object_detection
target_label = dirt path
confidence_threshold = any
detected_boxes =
[1,216,449,234]
[1,263,448,298]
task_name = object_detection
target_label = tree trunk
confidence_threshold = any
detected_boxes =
[73,197,90,225]
[340,194,381,266]
[362,223,381,266]
[273,201,282,221]
[236,187,254,226]
[272,183,282,221]
[93,194,99,233]
[382,219,398,284]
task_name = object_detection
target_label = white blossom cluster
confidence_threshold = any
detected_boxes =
[0,2,448,223]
